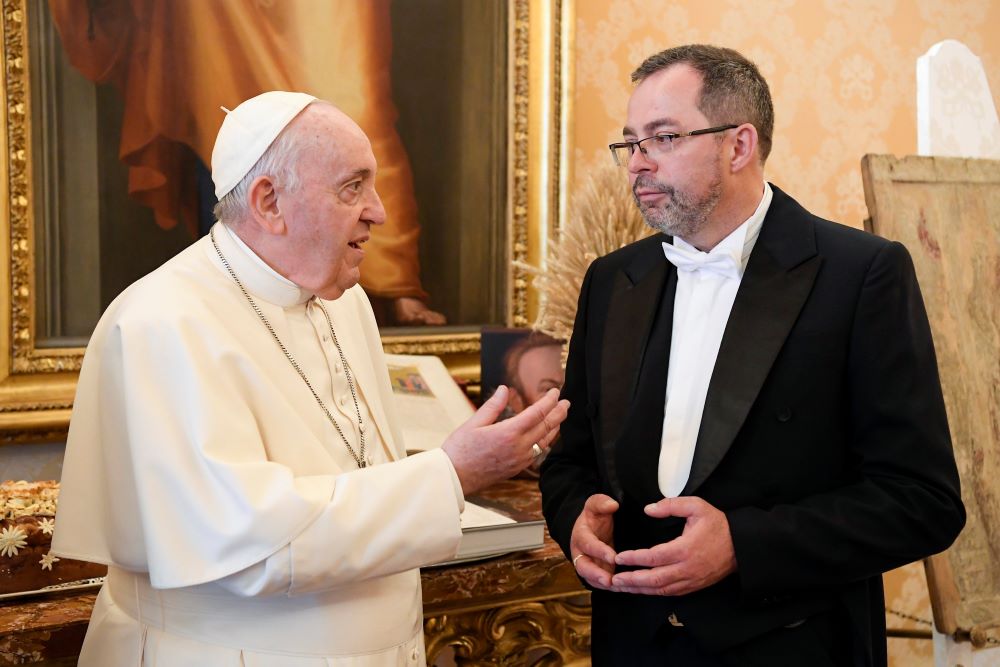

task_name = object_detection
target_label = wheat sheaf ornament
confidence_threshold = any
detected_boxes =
[518,167,652,346]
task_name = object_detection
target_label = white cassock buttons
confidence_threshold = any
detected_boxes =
[366,454,374,467]
[334,360,343,373]
[338,395,349,407]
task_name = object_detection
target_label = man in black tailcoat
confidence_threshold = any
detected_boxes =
[540,44,965,666]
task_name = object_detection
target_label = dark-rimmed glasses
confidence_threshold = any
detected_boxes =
[609,124,738,166]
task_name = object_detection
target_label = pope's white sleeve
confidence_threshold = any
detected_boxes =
[215,545,292,596]
[215,448,463,597]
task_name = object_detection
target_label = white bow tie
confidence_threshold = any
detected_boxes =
[661,241,742,279]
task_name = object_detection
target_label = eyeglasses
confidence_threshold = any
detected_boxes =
[608,124,738,166]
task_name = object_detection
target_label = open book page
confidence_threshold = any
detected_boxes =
[385,354,475,452]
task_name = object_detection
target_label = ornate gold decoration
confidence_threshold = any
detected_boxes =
[512,0,571,329]
[0,0,77,441]
[0,428,66,445]
[509,0,530,327]
[381,333,481,356]
[550,0,567,239]
[0,0,571,441]
[2,0,78,376]
[4,0,32,370]
[425,595,591,666]
[0,400,71,413]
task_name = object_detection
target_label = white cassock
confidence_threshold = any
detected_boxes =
[52,222,464,666]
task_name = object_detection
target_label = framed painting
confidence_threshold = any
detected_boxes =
[0,0,573,442]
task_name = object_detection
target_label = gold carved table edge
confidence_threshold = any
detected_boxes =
[421,479,592,665]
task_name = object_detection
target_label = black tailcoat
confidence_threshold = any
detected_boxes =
[540,185,965,666]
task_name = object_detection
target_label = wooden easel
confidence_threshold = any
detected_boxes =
[862,154,1000,662]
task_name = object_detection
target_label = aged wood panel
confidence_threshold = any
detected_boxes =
[862,154,1000,643]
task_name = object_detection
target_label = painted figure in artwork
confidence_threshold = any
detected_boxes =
[49,0,445,325]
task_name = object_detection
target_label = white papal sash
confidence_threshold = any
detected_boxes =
[103,566,423,656]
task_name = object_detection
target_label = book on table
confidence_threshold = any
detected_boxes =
[440,495,545,566]
[384,353,545,564]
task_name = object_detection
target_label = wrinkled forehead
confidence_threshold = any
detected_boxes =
[297,104,366,146]
[296,105,377,173]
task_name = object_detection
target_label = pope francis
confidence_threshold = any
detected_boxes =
[52,92,569,666]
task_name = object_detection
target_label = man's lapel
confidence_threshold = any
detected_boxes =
[682,186,822,495]
[600,237,674,501]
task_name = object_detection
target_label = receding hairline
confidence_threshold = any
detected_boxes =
[628,45,774,163]
[283,101,363,141]
[278,101,374,172]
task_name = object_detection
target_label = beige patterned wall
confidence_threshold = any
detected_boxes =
[571,0,1000,229]
[569,1,1000,664]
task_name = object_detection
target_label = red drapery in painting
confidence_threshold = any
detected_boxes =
[49,0,425,299]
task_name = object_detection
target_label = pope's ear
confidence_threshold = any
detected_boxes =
[247,175,285,234]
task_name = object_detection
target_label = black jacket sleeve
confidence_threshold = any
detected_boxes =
[541,261,603,560]
[727,241,965,596]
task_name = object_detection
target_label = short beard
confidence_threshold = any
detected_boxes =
[632,169,723,241]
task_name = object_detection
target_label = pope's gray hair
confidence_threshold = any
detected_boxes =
[212,105,312,224]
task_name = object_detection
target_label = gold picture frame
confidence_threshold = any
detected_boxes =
[0,0,573,442]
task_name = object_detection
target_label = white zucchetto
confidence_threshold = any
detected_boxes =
[211,91,317,200]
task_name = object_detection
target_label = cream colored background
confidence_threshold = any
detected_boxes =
[569,1,1000,663]
[571,0,1000,228]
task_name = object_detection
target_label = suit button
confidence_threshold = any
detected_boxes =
[776,407,792,422]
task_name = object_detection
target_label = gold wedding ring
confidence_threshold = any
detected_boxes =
[531,443,543,458]
[572,554,585,568]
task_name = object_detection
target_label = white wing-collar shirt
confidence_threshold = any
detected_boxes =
[658,182,773,497]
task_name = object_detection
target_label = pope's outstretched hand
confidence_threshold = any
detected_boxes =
[442,386,569,495]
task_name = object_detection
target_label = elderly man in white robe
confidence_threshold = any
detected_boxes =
[52,91,569,666]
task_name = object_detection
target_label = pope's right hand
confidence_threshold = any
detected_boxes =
[569,493,619,590]
[441,386,568,495]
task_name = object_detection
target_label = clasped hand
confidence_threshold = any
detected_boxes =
[570,494,737,596]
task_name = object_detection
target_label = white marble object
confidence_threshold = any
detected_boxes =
[935,630,1000,666]
[917,40,1000,159]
